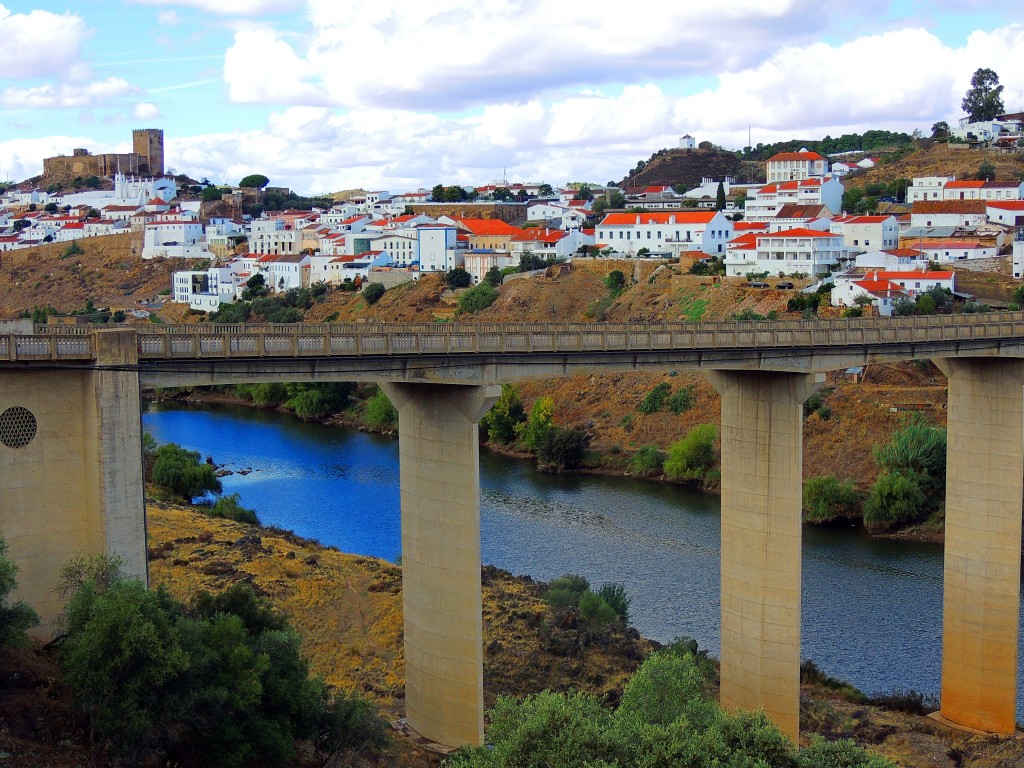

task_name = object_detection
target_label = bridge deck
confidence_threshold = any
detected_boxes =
[4,314,1024,365]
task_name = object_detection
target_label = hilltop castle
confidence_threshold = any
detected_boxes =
[42,128,165,179]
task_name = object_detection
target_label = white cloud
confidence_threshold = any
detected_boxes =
[130,0,296,15]
[157,10,181,26]
[0,5,90,78]
[134,102,162,120]
[0,78,139,110]
[222,0,888,111]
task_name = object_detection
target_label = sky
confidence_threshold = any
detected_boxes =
[0,0,1022,195]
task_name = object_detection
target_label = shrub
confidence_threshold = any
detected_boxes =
[862,471,926,530]
[543,574,590,611]
[628,445,664,477]
[576,590,617,634]
[362,282,385,305]
[285,381,353,419]
[872,417,946,494]
[0,533,39,647]
[638,382,671,414]
[457,282,498,314]
[664,424,718,482]
[799,737,896,768]
[364,388,398,429]
[445,267,472,288]
[237,382,289,407]
[596,582,630,625]
[802,476,862,524]
[60,240,85,259]
[207,493,259,525]
[536,427,587,471]
[152,443,223,501]
[667,384,696,414]
[480,384,527,444]
[604,269,626,293]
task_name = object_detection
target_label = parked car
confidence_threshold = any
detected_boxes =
[748,281,769,288]
[775,281,794,289]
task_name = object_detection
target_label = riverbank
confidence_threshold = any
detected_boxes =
[135,501,1024,768]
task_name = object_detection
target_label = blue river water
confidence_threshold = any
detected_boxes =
[142,401,1024,714]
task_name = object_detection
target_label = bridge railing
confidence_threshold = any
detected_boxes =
[0,334,94,361]
[13,312,1024,362]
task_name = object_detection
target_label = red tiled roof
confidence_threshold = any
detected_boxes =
[756,228,840,239]
[986,201,1024,210]
[733,221,769,231]
[727,233,758,249]
[881,248,925,257]
[911,200,986,214]
[767,151,826,162]
[599,212,718,226]
[945,180,985,189]
[456,218,522,236]
[853,279,907,295]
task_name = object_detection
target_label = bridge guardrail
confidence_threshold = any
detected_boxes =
[12,312,1024,362]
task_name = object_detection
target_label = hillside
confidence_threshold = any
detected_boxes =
[845,142,1024,186]
[618,147,763,189]
[0,234,207,320]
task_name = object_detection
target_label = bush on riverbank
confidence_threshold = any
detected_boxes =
[862,416,946,531]
[152,443,223,502]
[664,424,718,483]
[445,651,896,768]
[542,574,630,646]
[364,388,398,429]
[802,475,862,524]
[58,570,389,766]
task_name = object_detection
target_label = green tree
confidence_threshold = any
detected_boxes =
[802,475,862,524]
[61,578,190,761]
[977,160,996,181]
[873,416,947,498]
[480,384,526,444]
[363,282,385,305]
[445,267,472,288]
[962,67,1005,122]
[596,582,630,625]
[664,424,718,482]
[484,265,503,287]
[576,184,594,201]
[628,445,665,477]
[537,183,554,197]
[201,186,224,202]
[638,382,672,414]
[716,180,726,210]
[364,388,398,429]
[931,120,950,138]
[239,174,270,189]
[518,395,556,450]
[207,493,259,525]
[0,533,39,647]
[152,443,223,501]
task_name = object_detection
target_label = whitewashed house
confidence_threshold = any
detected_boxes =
[986,201,1024,227]
[830,215,899,254]
[765,150,827,182]
[743,178,843,222]
[142,219,206,259]
[595,211,734,256]
[724,228,846,277]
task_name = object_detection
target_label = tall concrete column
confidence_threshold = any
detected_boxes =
[0,329,146,637]
[708,370,819,743]
[933,358,1023,736]
[380,382,500,748]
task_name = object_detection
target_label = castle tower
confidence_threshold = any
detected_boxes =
[133,128,164,177]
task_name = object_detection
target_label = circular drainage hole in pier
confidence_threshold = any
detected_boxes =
[0,406,37,449]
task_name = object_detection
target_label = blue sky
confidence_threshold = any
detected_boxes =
[1,1,1022,194]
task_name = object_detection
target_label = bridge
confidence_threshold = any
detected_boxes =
[2,315,1024,745]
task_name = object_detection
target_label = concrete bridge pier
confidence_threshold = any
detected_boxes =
[0,329,147,637]
[709,370,820,743]
[380,382,500,748]
[933,358,1024,736]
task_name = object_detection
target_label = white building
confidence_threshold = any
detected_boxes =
[172,266,241,311]
[855,248,930,271]
[743,178,843,222]
[907,177,954,203]
[250,218,302,256]
[914,240,997,261]
[829,215,899,254]
[831,270,955,316]
[724,228,846,277]
[1012,229,1024,279]
[416,225,462,273]
[595,211,734,256]
[142,219,206,259]
[986,201,1024,227]
[679,134,696,149]
[910,201,987,229]
[765,150,827,182]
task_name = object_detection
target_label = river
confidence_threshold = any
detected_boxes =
[142,401,1024,714]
